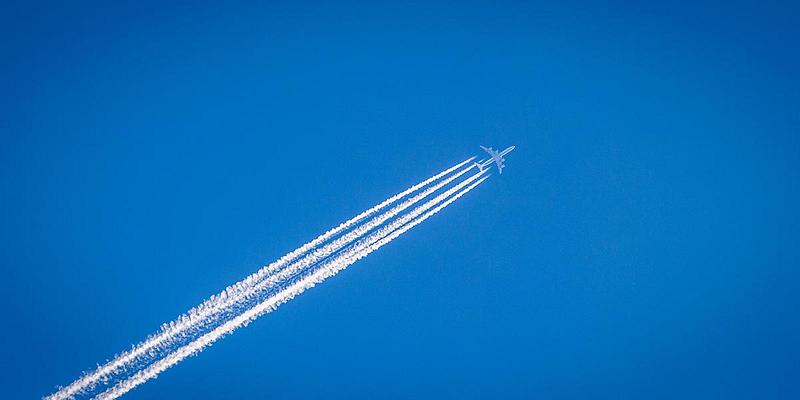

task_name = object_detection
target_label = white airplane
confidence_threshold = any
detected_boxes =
[476,145,516,174]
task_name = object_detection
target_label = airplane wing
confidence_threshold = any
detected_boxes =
[480,145,498,157]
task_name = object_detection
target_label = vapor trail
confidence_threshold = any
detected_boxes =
[94,171,489,400]
[218,163,479,313]
[45,157,475,400]
[132,162,478,363]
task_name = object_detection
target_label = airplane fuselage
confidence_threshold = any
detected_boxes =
[476,145,515,174]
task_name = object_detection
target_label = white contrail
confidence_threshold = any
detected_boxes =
[94,172,489,400]
[124,162,480,366]
[149,162,479,346]
[45,157,474,400]
[120,163,482,364]
[211,163,479,314]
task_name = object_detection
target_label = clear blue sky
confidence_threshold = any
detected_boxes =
[2,1,799,399]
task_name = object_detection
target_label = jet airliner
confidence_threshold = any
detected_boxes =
[476,145,516,174]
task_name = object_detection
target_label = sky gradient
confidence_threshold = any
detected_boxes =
[2,1,799,399]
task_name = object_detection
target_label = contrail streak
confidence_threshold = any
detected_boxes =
[94,172,489,400]
[217,163,479,313]
[127,162,479,367]
[249,168,486,301]
[45,157,475,400]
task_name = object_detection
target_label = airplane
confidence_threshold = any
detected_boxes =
[475,145,516,174]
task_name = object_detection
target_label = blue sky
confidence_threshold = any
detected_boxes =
[2,1,799,399]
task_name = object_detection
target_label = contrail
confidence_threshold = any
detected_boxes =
[132,162,479,364]
[246,168,487,302]
[45,157,476,400]
[215,163,480,315]
[93,171,489,400]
